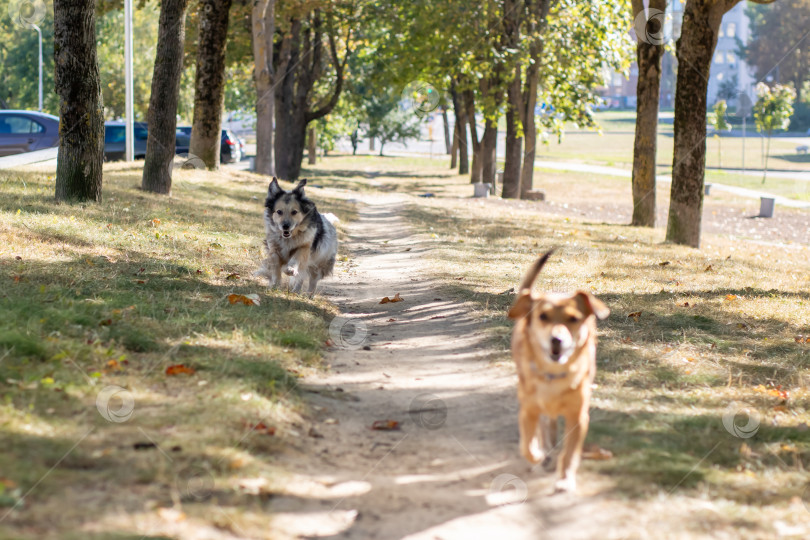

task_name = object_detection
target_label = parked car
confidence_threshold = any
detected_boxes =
[104,121,149,161]
[176,127,243,164]
[104,122,192,162]
[0,110,60,157]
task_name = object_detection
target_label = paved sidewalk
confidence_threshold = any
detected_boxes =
[0,148,58,169]
[375,149,810,210]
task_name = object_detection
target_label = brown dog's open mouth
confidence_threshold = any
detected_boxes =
[282,231,291,238]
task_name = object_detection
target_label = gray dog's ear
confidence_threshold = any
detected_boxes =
[293,178,307,194]
[508,291,534,320]
[268,177,282,197]
[574,290,610,320]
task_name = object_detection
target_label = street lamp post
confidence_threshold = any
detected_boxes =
[32,23,43,111]
[124,0,134,162]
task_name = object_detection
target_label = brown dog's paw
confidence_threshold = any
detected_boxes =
[541,454,557,472]
[553,476,576,493]
[520,438,544,464]
[283,265,298,277]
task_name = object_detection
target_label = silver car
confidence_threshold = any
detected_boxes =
[0,110,60,157]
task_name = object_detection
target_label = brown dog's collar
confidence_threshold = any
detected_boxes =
[529,362,569,381]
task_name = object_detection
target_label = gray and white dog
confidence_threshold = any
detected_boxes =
[256,178,338,295]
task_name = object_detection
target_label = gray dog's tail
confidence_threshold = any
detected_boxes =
[519,248,555,292]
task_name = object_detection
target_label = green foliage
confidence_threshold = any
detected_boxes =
[95,4,160,120]
[789,101,810,132]
[316,96,360,154]
[754,83,796,135]
[537,0,633,140]
[0,0,57,112]
[708,100,730,132]
[365,104,421,156]
[754,83,796,182]
[743,0,810,102]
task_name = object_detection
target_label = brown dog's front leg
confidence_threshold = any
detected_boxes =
[555,408,589,493]
[519,404,543,464]
[540,415,558,472]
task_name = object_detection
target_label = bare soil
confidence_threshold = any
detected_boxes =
[266,195,649,540]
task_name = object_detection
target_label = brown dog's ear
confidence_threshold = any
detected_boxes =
[574,290,610,320]
[508,291,534,320]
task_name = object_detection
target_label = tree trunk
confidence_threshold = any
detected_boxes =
[451,84,469,174]
[369,137,375,151]
[501,0,522,199]
[502,65,523,199]
[442,106,452,154]
[666,0,728,248]
[308,125,316,164]
[274,13,348,180]
[190,0,233,170]
[450,119,459,169]
[482,118,498,189]
[252,0,276,176]
[464,88,482,183]
[520,0,552,198]
[142,0,189,195]
[630,0,665,227]
[520,64,538,197]
[53,0,104,202]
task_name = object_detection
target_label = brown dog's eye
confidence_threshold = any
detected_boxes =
[291,210,298,216]
[276,210,283,215]
[539,313,549,321]
[568,315,580,323]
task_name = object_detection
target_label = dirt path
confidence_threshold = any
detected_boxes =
[266,196,626,540]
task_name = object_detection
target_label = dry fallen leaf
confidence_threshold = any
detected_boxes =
[725,294,737,301]
[628,311,642,319]
[658,261,671,267]
[166,364,196,376]
[379,293,403,304]
[228,293,260,306]
[371,419,400,431]
[249,422,276,436]
[226,273,240,280]
[582,445,613,460]
[150,218,162,227]
[704,265,714,272]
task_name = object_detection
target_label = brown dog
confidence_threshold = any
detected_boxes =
[508,250,609,493]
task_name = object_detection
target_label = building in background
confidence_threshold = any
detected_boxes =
[602,0,754,110]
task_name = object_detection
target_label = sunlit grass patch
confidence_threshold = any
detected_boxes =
[0,162,355,537]
[397,168,810,528]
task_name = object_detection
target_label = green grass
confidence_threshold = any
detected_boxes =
[0,162,356,538]
[338,157,810,531]
[532,110,810,182]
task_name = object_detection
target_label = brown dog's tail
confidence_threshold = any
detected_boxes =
[518,248,555,292]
